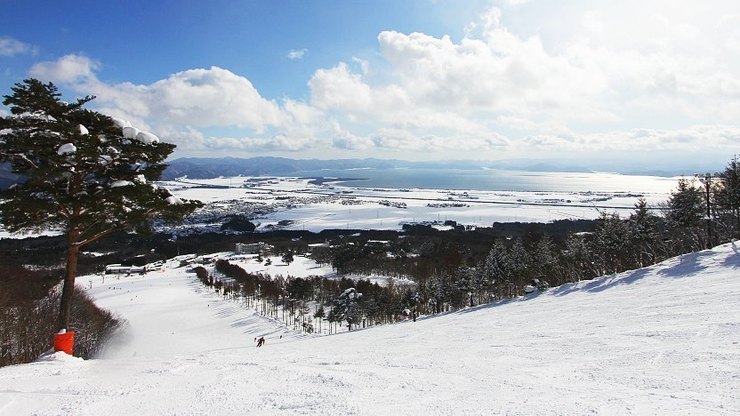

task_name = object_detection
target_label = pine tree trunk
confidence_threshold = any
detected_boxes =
[57,228,80,331]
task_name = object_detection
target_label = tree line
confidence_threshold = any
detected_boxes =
[186,157,739,331]
[0,263,120,367]
[192,259,413,333]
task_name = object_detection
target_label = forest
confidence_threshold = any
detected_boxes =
[180,158,739,335]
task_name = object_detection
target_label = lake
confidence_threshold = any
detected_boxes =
[292,168,680,195]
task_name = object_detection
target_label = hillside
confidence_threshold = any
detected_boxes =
[0,243,738,415]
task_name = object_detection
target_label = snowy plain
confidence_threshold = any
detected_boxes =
[0,172,678,238]
[161,173,677,235]
[1,243,738,415]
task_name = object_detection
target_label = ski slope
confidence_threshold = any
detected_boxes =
[1,243,739,415]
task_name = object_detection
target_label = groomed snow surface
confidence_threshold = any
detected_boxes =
[1,244,739,415]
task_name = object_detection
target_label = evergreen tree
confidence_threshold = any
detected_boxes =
[502,237,527,291]
[330,288,362,330]
[591,212,631,275]
[313,305,326,334]
[528,236,556,286]
[628,198,661,267]
[715,156,740,240]
[483,240,510,299]
[281,250,295,265]
[0,79,201,330]
[403,289,421,321]
[562,233,593,282]
[665,178,705,253]
[455,266,477,307]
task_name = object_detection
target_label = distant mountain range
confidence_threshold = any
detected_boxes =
[160,156,692,180]
[160,157,609,180]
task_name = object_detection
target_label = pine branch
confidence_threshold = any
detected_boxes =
[0,151,39,169]
[74,228,116,248]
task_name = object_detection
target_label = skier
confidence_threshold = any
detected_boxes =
[256,336,265,347]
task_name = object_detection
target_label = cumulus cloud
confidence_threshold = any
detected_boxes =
[303,3,740,162]
[29,54,99,83]
[0,36,36,56]
[28,55,299,149]
[21,3,740,164]
[145,66,284,130]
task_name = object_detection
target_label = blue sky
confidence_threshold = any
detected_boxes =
[2,0,739,170]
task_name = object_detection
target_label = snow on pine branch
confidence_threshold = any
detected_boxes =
[57,143,77,155]
[113,118,159,144]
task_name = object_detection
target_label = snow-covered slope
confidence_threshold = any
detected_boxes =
[1,244,739,415]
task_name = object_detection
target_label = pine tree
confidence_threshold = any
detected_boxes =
[591,212,631,275]
[403,289,421,321]
[281,250,294,265]
[501,237,526,291]
[562,233,593,282]
[665,178,705,253]
[482,240,510,299]
[715,156,740,240]
[313,305,326,334]
[528,236,555,283]
[330,288,362,331]
[628,198,661,267]
[0,79,202,331]
[455,266,477,307]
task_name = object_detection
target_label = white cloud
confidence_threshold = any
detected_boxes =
[146,67,284,130]
[0,36,36,56]
[517,125,740,154]
[302,3,740,162]
[28,55,291,145]
[19,3,740,165]
[287,48,307,60]
[29,54,99,84]
[205,134,317,152]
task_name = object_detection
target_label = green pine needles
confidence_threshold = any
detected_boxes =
[0,79,202,331]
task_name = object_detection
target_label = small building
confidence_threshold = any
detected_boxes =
[235,242,271,255]
[105,264,147,275]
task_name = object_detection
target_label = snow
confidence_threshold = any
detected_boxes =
[110,117,132,129]
[120,126,159,144]
[159,175,676,234]
[78,124,89,135]
[1,243,738,415]
[35,351,85,363]
[0,172,678,239]
[122,126,140,139]
[135,131,159,144]
[165,195,181,205]
[110,180,134,188]
[56,143,76,155]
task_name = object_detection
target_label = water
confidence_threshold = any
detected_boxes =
[292,168,679,194]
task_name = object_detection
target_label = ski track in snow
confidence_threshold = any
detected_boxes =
[1,244,739,415]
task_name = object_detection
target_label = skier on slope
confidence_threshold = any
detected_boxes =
[256,336,265,347]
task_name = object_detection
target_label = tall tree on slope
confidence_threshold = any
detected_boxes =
[0,79,202,331]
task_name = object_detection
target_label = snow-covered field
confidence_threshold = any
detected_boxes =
[0,173,678,238]
[163,174,676,234]
[1,243,738,415]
